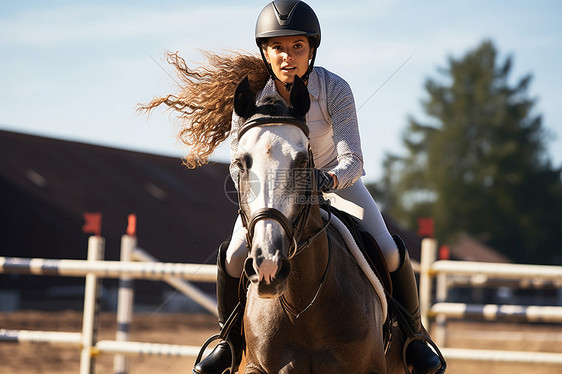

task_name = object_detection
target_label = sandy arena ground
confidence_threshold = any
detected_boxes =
[1,311,561,373]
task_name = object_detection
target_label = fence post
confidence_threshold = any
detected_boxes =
[80,235,105,374]
[114,234,136,374]
[419,238,437,329]
[434,272,448,345]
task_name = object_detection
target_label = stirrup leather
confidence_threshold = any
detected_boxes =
[388,295,447,373]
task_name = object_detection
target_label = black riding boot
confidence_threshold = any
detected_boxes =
[193,242,244,374]
[390,235,444,374]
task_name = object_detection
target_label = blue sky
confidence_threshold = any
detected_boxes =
[1,0,561,182]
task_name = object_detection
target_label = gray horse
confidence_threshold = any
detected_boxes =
[233,76,404,373]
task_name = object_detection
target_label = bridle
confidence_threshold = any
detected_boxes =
[194,105,333,372]
[236,115,331,260]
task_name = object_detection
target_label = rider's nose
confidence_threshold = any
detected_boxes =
[283,52,293,61]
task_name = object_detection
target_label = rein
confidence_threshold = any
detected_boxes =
[280,227,331,319]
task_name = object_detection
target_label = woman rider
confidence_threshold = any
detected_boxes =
[193,1,444,374]
[140,1,444,373]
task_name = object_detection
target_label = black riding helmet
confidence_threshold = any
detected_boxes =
[255,0,321,89]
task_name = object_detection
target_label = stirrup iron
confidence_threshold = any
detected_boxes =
[194,303,243,374]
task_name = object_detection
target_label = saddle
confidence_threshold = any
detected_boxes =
[320,202,393,296]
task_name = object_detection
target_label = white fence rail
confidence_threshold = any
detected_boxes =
[439,348,562,365]
[0,257,217,281]
[419,238,562,365]
[430,302,562,323]
[0,235,218,374]
[0,329,82,346]
[0,329,212,357]
[430,259,562,280]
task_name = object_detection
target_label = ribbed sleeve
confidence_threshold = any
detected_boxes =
[320,68,364,188]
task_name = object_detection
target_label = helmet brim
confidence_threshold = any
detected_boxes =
[256,30,320,47]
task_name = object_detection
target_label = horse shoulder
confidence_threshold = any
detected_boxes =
[328,228,382,316]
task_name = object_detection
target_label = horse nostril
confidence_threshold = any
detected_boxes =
[276,258,292,281]
[244,255,291,286]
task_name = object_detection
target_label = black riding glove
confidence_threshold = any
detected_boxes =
[314,169,335,192]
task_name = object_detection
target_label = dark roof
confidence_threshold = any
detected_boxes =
[449,233,511,263]
[0,130,237,263]
[0,130,239,304]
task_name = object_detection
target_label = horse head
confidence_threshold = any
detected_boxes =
[233,75,312,298]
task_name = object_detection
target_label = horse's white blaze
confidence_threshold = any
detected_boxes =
[259,258,279,284]
[237,125,308,281]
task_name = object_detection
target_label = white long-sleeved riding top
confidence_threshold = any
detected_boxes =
[230,66,365,190]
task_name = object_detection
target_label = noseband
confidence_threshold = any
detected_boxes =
[236,116,331,259]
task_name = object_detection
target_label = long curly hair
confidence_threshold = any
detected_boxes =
[138,51,269,168]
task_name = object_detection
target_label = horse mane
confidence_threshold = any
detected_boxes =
[138,50,269,168]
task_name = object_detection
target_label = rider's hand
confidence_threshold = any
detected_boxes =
[315,169,337,192]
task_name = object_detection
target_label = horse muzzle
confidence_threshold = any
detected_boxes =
[244,256,292,298]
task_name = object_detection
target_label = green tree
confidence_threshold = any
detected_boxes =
[371,40,562,264]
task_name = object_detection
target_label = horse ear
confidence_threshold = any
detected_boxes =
[234,76,257,118]
[289,76,310,118]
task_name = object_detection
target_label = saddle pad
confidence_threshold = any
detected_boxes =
[320,209,388,321]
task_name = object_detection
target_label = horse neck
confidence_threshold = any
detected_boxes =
[285,201,330,304]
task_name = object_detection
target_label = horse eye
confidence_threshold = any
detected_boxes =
[295,154,308,169]
[236,154,253,172]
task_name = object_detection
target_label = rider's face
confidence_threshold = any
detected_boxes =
[263,36,313,84]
